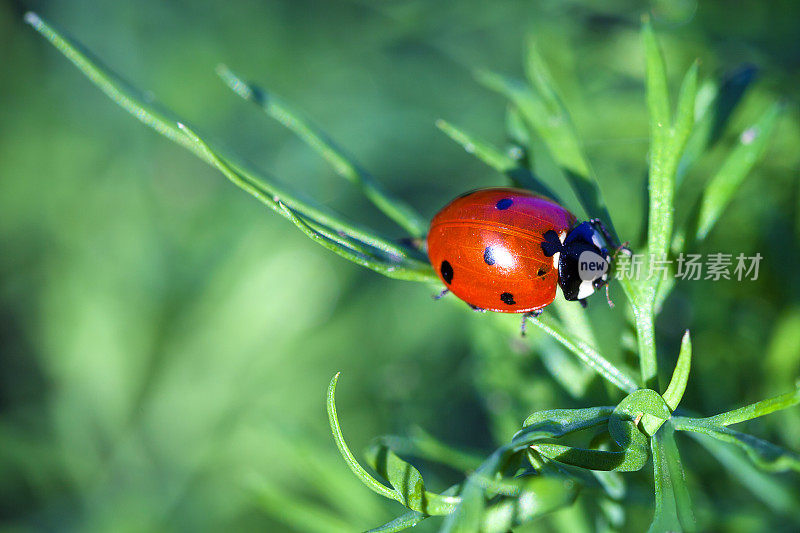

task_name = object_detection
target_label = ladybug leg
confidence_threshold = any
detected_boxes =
[520,309,543,337]
[578,298,588,309]
[468,304,487,313]
[432,288,449,300]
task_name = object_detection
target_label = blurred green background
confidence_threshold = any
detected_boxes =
[2,0,799,531]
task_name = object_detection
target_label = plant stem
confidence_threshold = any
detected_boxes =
[633,304,658,389]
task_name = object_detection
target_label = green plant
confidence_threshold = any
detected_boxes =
[26,11,798,532]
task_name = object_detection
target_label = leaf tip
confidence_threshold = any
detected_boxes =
[215,63,230,77]
[24,11,42,27]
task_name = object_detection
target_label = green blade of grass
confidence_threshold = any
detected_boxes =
[217,65,427,238]
[249,477,358,533]
[24,12,420,264]
[695,103,781,240]
[475,69,616,238]
[643,37,698,291]
[366,511,427,533]
[531,443,648,472]
[527,315,640,394]
[326,373,407,503]
[677,65,759,185]
[662,330,692,411]
[637,21,698,388]
[177,121,435,281]
[278,202,437,282]
[643,18,672,144]
[394,427,485,472]
[689,432,799,515]
[700,386,800,427]
[480,476,579,533]
[435,119,561,201]
[673,417,800,473]
[648,425,695,533]
[505,105,532,152]
[328,375,461,516]
[364,438,461,515]
[539,339,597,398]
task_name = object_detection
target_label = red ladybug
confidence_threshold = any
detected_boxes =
[427,188,616,319]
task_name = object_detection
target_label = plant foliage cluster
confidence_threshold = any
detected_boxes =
[7,4,799,531]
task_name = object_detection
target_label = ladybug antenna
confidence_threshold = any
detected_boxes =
[612,241,632,260]
[605,283,615,308]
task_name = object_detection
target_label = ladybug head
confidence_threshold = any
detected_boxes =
[542,221,611,303]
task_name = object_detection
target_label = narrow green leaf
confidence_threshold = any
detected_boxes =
[673,416,800,473]
[677,65,759,185]
[701,386,800,427]
[366,485,462,533]
[648,425,695,533]
[326,373,400,502]
[638,21,698,388]
[217,65,427,238]
[475,69,617,238]
[278,202,436,282]
[690,432,799,515]
[440,448,506,533]
[366,511,427,533]
[435,119,518,175]
[177,121,435,282]
[480,476,579,533]
[645,57,697,288]
[696,103,781,239]
[531,443,647,472]
[673,61,699,157]
[632,296,659,390]
[527,315,640,393]
[364,438,461,515]
[524,405,649,472]
[539,339,596,398]
[505,105,531,150]
[24,12,420,263]
[250,477,357,533]
[24,13,206,161]
[642,17,672,139]
[610,389,672,439]
[441,443,580,533]
[435,119,560,200]
[662,330,692,411]
[403,427,484,472]
[522,407,615,431]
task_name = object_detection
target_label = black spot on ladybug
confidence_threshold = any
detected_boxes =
[541,230,562,257]
[496,198,513,210]
[440,260,454,284]
[500,292,516,305]
[483,246,496,265]
[537,268,547,277]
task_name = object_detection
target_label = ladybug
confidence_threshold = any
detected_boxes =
[427,188,618,322]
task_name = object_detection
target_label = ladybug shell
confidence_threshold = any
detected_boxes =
[427,188,577,313]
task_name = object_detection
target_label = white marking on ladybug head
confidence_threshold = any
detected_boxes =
[577,279,596,299]
[552,251,560,270]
